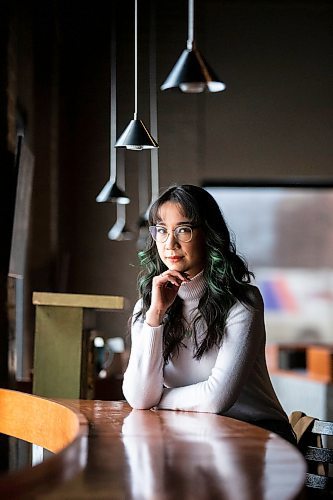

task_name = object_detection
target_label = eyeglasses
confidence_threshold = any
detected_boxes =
[149,225,195,243]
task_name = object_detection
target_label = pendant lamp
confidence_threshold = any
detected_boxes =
[96,180,129,205]
[96,14,130,204]
[108,151,134,241]
[115,0,158,150]
[137,0,159,235]
[161,0,226,93]
[108,203,134,241]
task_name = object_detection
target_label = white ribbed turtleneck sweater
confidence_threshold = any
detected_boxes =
[122,272,288,425]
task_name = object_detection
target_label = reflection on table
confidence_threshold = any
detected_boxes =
[122,408,304,500]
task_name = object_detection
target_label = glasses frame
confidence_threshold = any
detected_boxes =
[149,225,196,243]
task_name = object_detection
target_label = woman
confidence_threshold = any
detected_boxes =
[122,184,295,444]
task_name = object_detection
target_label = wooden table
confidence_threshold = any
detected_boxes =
[0,394,306,499]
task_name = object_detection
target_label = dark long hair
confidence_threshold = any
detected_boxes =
[136,185,255,362]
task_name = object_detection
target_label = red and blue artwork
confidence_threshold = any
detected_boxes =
[258,277,298,312]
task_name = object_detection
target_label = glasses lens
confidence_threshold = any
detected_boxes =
[149,226,168,242]
[149,226,157,240]
[175,226,192,242]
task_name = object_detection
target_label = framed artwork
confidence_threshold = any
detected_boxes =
[203,179,333,344]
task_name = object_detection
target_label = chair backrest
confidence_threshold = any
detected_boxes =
[302,418,333,496]
[0,388,82,453]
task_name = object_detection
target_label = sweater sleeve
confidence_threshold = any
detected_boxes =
[157,288,265,414]
[122,300,165,409]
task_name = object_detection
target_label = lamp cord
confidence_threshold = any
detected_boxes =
[110,9,117,180]
[187,0,194,50]
[149,0,159,201]
[134,0,138,119]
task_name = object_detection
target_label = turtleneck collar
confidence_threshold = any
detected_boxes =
[177,269,206,302]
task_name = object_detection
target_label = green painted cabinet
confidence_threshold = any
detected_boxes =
[32,292,127,399]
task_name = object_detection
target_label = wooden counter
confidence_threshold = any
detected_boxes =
[0,391,306,499]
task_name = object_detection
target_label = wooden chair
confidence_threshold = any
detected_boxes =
[299,418,333,497]
[0,388,84,453]
[0,388,88,497]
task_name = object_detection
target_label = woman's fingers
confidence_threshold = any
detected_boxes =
[154,271,190,288]
[148,271,191,323]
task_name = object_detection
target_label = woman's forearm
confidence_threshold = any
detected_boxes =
[122,322,165,409]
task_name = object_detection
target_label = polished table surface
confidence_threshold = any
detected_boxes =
[1,399,306,499]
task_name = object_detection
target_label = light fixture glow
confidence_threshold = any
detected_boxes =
[115,0,158,149]
[161,0,226,93]
[94,336,105,348]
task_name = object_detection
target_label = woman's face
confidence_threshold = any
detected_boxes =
[154,201,206,278]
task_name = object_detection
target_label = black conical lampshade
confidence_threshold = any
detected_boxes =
[108,219,134,241]
[115,118,158,150]
[96,180,130,204]
[161,46,225,93]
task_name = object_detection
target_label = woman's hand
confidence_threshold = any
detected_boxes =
[145,271,190,326]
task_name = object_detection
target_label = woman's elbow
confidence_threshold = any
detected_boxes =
[122,383,161,410]
[123,394,159,410]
